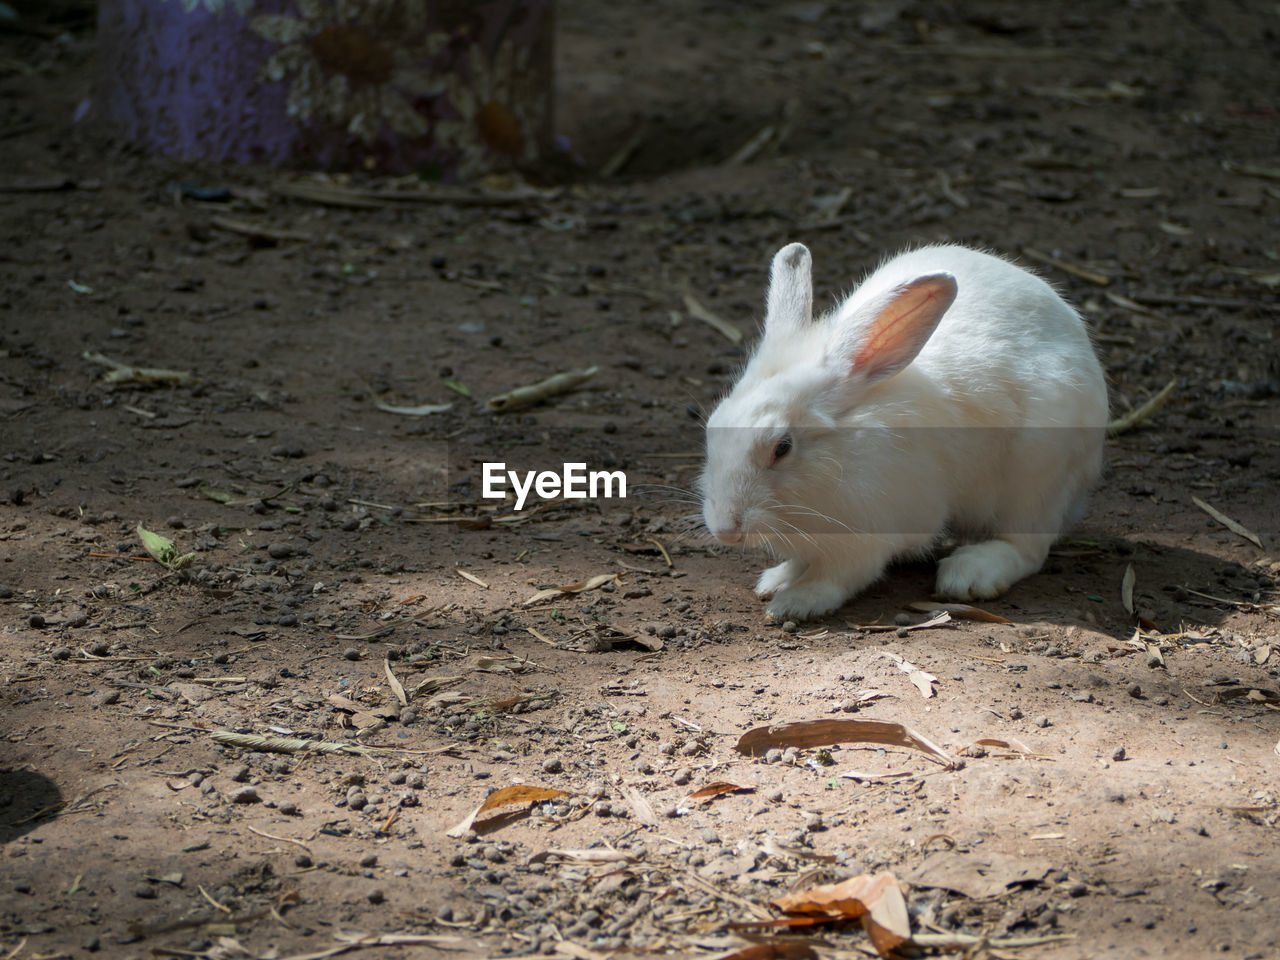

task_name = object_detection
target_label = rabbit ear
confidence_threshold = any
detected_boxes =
[764,243,813,338]
[839,272,957,384]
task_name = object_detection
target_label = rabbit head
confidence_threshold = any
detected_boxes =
[701,242,956,548]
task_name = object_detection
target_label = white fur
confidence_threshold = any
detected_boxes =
[701,243,1108,620]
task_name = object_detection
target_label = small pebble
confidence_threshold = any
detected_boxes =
[295,853,312,868]
[267,542,294,559]
[134,883,157,899]
[1035,716,1052,728]
[96,689,120,706]
[542,756,563,774]
[360,853,378,868]
[1112,746,1127,762]
[279,801,299,816]
[366,888,385,904]
[50,647,71,661]
[343,647,362,661]
[700,828,720,844]
[230,764,251,783]
[29,614,46,629]
[231,786,261,804]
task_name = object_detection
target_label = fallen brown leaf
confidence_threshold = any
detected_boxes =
[523,573,620,606]
[446,784,570,838]
[715,943,818,960]
[688,781,756,803]
[907,600,1012,624]
[770,872,912,957]
[736,719,956,768]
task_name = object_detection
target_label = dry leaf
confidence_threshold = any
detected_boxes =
[856,610,952,633]
[456,569,489,588]
[474,655,534,673]
[903,852,1054,899]
[1107,377,1176,435]
[529,848,642,864]
[446,784,570,838]
[687,782,756,803]
[716,944,818,960]
[906,600,1012,624]
[762,836,838,863]
[375,400,452,416]
[615,781,659,826]
[681,288,744,344]
[770,872,912,957]
[736,719,956,768]
[523,573,620,606]
[486,366,598,412]
[1121,563,1136,615]
[383,659,407,707]
[553,942,612,960]
[1191,496,1264,549]
[881,652,938,698]
[839,769,916,783]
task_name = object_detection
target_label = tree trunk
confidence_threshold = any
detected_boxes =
[95,0,554,178]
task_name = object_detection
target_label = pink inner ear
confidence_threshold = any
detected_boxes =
[851,279,953,376]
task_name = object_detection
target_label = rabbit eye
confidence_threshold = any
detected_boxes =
[772,434,793,462]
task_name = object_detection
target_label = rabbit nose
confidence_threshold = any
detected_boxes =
[713,524,745,545]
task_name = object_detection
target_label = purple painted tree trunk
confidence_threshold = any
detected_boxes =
[96,0,554,178]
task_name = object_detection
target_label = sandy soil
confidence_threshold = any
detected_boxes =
[2,3,1278,959]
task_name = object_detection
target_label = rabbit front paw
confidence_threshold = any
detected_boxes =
[936,542,1022,600]
[755,560,802,597]
[766,580,848,620]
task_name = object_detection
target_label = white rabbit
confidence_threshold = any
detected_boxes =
[700,242,1108,620]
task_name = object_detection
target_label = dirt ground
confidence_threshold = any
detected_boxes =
[2,2,1279,959]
